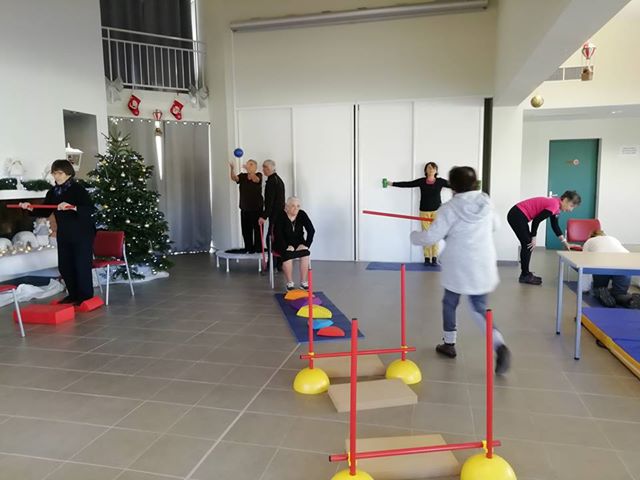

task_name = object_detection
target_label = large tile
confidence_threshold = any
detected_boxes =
[225,412,294,446]
[129,434,213,477]
[116,401,190,432]
[261,449,338,480]
[0,417,106,459]
[0,454,61,480]
[546,443,633,480]
[73,428,160,468]
[192,441,276,480]
[168,406,238,440]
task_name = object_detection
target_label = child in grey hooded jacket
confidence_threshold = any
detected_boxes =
[410,166,511,374]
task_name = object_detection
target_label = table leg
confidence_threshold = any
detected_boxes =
[556,256,564,334]
[575,267,583,360]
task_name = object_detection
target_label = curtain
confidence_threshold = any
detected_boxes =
[162,122,211,252]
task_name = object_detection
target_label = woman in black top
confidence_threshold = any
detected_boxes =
[275,197,315,291]
[389,162,449,265]
[229,159,263,253]
[20,160,96,305]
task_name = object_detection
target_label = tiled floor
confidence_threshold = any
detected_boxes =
[0,251,639,480]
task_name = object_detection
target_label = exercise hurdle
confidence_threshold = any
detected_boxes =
[293,265,422,395]
[329,311,516,480]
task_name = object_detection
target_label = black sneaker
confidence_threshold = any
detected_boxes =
[594,287,616,308]
[495,345,511,375]
[436,343,457,358]
[519,273,542,285]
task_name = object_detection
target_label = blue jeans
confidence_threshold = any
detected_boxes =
[592,275,630,296]
[442,289,504,349]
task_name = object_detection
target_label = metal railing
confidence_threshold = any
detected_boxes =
[102,27,206,93]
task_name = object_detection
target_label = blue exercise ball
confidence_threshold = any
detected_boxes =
[233,148,244,158]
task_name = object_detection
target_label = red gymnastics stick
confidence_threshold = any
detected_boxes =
[6,204,76,210]
[362,210,433,222]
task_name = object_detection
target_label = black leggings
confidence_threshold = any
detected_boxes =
[240,210,261,253]
[507,206,532,276]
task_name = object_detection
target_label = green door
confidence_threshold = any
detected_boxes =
[546,139,599,249]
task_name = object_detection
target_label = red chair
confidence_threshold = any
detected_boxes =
[566,219,601,251]
[0,285,25,337]
[93,231,135,305]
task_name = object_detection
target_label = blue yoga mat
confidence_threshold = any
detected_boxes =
[366,262,441,272]
[583,307,640,365]
[274,292,364,343]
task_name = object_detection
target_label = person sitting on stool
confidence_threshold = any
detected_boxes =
[229,159,263,253]
[275,197,315,291]
[584,229,639,309]
[20,159,96,306]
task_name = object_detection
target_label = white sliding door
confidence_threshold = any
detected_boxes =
[294,105,354,261]
[411,98,483,261]
[358,102,414,262]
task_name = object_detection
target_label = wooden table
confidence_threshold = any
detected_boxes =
[555,251,640,359]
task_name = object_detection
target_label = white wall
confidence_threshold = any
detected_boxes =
[522,116,640,245]
[0,0,108,179]
[233,10,496,107]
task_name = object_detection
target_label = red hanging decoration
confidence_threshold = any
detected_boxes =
[170,99,184,120]
[127,94,141,116]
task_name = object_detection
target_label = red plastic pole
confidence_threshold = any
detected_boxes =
[486,309,494,459]
[300,346,415,360]
[329,440,501,463]
[308,269,314,370]
[362,210,433,222]
[349,318,359,476]
[400,264,407,361]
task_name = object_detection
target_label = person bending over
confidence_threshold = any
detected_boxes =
[584,230,639,309]
[410,166,511,374]
[20,160,96,306]
[388,162,449,265]
[229,159,263,253]
[275,197,315,292]
[507,191,581,285]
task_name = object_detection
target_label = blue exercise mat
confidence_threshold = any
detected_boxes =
[564,281,601,307]
[274,292,364,343]
[366,262,441,272]
[583,307,640,367]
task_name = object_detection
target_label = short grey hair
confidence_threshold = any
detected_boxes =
[263,159,276,169]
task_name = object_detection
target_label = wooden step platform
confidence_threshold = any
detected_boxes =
[315,355,386,378]
[346,434,460,480]
[328,378,417,412]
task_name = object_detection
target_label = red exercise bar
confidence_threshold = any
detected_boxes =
[329,440,502,463]
[6,204,76,210]
[362,210,433,222]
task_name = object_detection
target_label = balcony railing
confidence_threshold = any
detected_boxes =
[102,27,206,93]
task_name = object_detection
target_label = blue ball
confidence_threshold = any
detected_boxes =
[233,148,244,158]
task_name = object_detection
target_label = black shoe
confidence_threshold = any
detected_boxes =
[436,343,457,358]
[594,287,616,308]
[519,273,542,285]
[495,345,511,375]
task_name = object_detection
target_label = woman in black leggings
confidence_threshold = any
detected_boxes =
[507,191,581,285]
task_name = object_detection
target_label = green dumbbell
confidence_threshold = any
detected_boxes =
[382,178,389,188]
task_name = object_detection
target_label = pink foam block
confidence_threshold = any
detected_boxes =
[14,304,75,325]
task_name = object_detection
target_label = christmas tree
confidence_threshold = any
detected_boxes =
[88,133,172,278]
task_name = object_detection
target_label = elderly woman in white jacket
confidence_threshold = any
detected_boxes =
[410,166,511,374]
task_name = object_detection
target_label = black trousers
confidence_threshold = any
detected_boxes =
[507,206,532,276]
[240,210,262,253]
[57,236,95,302]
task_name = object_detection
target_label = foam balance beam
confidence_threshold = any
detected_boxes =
[14,304,75,325]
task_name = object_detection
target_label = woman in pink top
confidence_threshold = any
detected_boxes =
[507,191,581,284]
